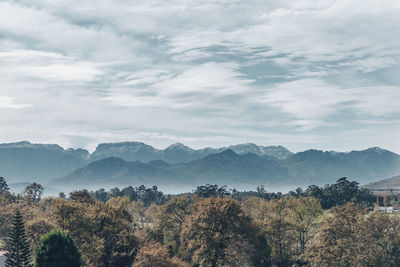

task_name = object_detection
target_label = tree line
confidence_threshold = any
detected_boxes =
[0,176,398,267]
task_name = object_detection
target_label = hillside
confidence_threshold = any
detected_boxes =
[363,175,400,189]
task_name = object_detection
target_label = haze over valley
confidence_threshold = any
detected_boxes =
[1,141,399,194]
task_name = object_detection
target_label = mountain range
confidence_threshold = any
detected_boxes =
[1,141,400,192]
[52,147,400,191]
[0,141,291,183]
[90,142,293,162]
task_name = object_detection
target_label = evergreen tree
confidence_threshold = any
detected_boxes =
[35,230,82,267]
[5,208,32,267]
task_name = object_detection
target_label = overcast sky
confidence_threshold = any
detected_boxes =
[0,0,399,153]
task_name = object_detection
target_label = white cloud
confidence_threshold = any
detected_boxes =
[0,50,104,82]
[104,62,254,109]
[0,0,399,153]
[261,79,400,123]
[0,96,31,109]
[261,79,352,120]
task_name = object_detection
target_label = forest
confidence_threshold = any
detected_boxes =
[1,176,399,267]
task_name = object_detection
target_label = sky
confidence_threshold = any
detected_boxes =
[0,0,399,153]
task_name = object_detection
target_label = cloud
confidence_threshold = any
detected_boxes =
[0,0,399,153]
[0,49,104,82]
[260,79,400,124]
[104,62,254,109]
[0,96,31,109]
[261,79,352,120]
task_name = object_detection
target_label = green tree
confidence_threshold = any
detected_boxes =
[250,197,293,267]
[0,177,9,194]
[24,183,44,204]
[5,208,32,267]
[0,177,15,205]
[194,184,230,198]
[288,197,322,254]
[305,178,375,209]
[35,230,82,267]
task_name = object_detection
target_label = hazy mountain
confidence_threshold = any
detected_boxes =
[337,147,400,181]
[0,140,291,184]
[90,142,162,162]
[52,149,288,190]
[90,142,292,163]
[2,140,399,190]
[52,147,400,191]
[363,175,400,189]
[0,141,89,182]
[227,144,292,159]
[169,149,288,185]
[281,149,357,185]
[55,157,179,186]
[282,148,400,185]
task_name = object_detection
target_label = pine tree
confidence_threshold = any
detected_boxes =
[5,208,32,267]
[35,230,82,267]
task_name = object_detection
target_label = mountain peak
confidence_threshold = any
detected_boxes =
[166,142,193,151]
[0,141,66,151]
[228,143,292,159]
[218,149,238,158]
[365,147,386,153]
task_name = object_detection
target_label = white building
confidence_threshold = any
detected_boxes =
[375,206,399,213]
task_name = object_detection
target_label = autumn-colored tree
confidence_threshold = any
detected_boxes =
[306,203,364,266]
[180,197,270,267]
[68,190,94,204]
[156,195,192,256]
[0,204,14,242]
[106,196,131,210]
[50,198,137,267]
[25,219,55,250]
[305,203,400,267]
[130,201,147,229]
[133,242,189,267]
[355,212,400,266]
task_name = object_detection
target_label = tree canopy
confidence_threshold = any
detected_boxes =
[35,230,82,267]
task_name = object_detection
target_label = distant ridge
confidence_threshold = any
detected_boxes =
[90,142,293,163]
[52,149,288,189]
[53,147,400,191]
[0,141,89,182]
[364,175,400,189]
[1,141,400,190]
